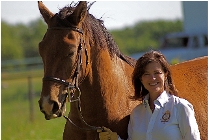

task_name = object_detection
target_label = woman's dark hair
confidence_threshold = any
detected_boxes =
[131,50,178,101]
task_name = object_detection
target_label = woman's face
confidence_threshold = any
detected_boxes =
[141,62,167,95]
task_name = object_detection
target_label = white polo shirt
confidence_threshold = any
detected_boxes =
[119,91,200,140]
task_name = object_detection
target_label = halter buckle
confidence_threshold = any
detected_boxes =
[67,86,81,103]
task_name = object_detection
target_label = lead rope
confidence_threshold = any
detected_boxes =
[63,87,104,132]
[63,88,103,131]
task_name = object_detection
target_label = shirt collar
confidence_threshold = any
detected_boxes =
[143,91,170,108]
[156,91,170,108]
[143,94,149,107]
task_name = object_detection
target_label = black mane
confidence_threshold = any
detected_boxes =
[57,2,136,67]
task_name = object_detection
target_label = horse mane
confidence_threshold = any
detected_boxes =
[57,2,136,67]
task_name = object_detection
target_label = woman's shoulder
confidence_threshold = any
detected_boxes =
[131,102,146,115]
[170,95,194,111]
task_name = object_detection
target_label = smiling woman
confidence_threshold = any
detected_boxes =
[127,51,200,140]
[99,51,201,140]
[131,51,178,100]
[141,62,168,97]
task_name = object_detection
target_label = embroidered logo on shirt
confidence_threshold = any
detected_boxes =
[161,110,171,122]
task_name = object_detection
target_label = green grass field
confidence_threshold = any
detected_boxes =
[2,70,67,140]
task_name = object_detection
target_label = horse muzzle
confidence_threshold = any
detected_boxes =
[38,95,67,120]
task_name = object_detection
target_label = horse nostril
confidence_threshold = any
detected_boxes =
[52,101,59,114]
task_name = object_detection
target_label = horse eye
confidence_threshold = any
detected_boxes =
[67,52,74,57]
[66,46,76,57]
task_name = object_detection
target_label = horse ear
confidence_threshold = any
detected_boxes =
[69,1,87,25]
[38,1,54,24]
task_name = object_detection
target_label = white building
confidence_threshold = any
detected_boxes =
[131,1,208,63]
[183,1,208,34]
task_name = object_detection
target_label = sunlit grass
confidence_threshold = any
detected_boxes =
[2,72,67,140]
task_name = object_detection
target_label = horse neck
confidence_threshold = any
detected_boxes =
[79,49,135,121]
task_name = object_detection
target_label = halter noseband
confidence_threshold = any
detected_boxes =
[42,26,103,132]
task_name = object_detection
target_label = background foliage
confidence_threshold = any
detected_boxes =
[112,20,183,55]
[1,19,183,60]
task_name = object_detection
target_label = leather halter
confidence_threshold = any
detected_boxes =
[42,25,103,132]
[43,25,87,101]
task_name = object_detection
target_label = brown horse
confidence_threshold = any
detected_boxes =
[38,1,208,140]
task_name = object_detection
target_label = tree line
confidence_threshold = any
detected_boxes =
[1,18,182,61]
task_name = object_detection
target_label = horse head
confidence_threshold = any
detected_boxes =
[38,1,89,120]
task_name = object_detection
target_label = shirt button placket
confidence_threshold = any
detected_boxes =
[146,115,154,139]
[147,105,160,140]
